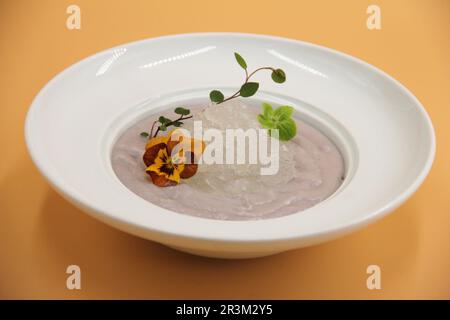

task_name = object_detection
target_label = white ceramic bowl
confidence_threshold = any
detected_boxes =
[25,33,435,258]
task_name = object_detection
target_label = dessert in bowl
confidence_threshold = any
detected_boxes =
[112,99,345,220]
[25,33,435,258]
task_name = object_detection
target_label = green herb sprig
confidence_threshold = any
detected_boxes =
[209,52,286,104]
[140,107,192,138]
[257,103,297,141]
[141,53,288,139]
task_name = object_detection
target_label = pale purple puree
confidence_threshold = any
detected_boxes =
[111,100,345,220]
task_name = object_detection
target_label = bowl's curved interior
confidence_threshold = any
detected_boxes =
[25,33,435,246]
[104,89,358,221]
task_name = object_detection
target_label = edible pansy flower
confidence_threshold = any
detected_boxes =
[146,147,185,185]
[143,129,204,187]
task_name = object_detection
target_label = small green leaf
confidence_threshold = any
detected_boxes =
[172,121,183,127]
[262,102,274,118]
[276,118,297,141]
[159,124,167,131]
[159,116,171,124]
[257,103,297,141]
[271,69,286,83]
[273,105,294,121]
[257,114,275,128]
[174,107,190,116]
[210,90,225,103]
[234,52,247,69]
[240,82,259,97]
[140,131,149,137]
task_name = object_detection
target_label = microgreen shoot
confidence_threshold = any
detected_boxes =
[210,52,286,104]
[142,53,288,139]
[146,107,192,138]
[257,103,297,141]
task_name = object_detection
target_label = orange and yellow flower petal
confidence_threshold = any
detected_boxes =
[146,148,185,183]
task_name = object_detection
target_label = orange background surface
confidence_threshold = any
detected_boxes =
[1,0,449,299]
